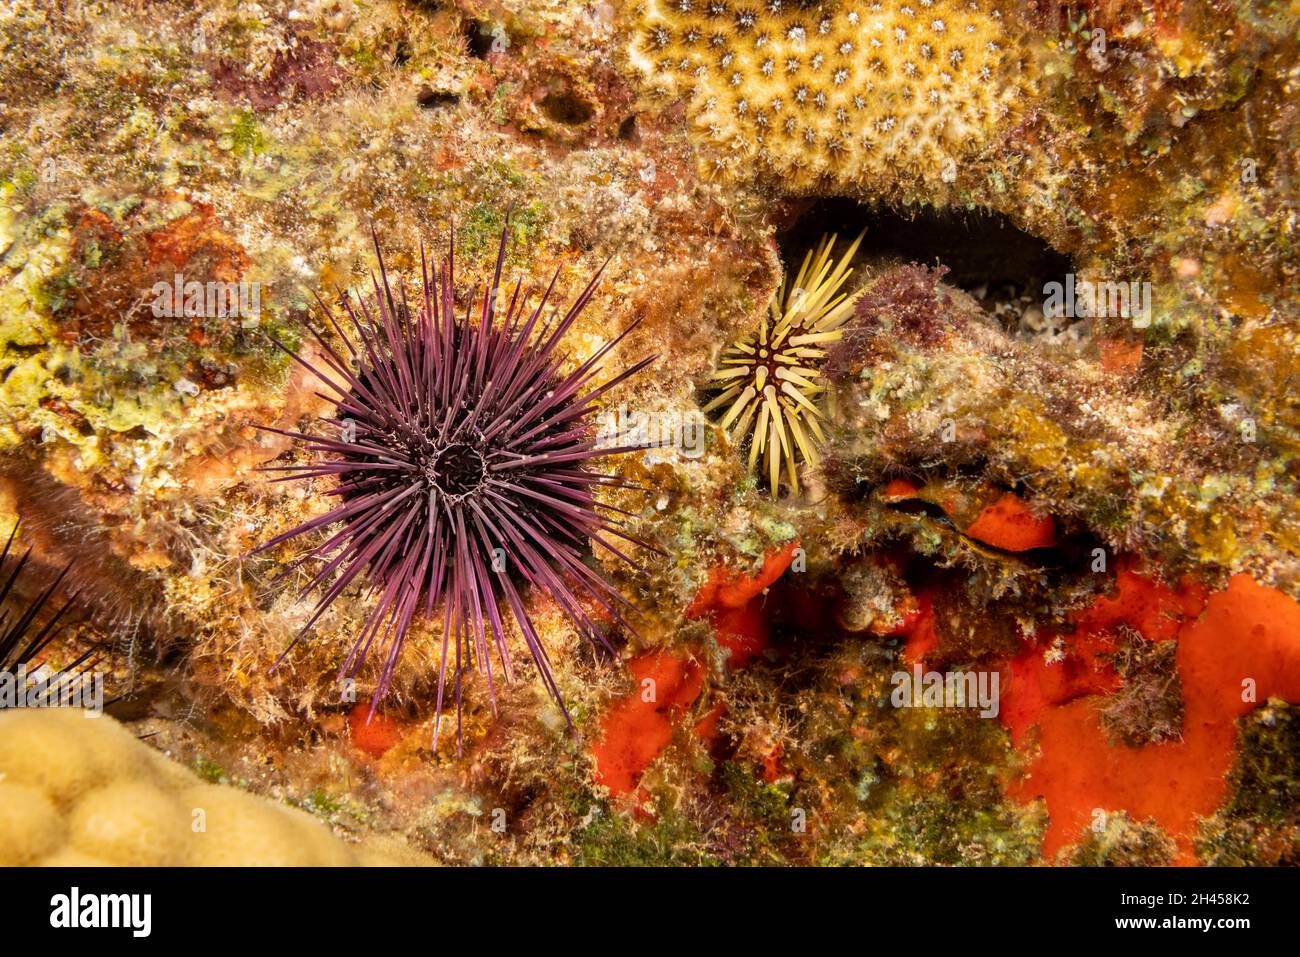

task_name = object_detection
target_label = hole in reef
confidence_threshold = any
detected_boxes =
[540,89,595,126]
[463,19,497,59]
[775,198,1074,318]
[417,86,460,109]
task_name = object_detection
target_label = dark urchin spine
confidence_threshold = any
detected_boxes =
[0,523,104,709]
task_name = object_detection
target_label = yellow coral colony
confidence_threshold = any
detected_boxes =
[0,708,428,866]
[705,231,863,495]
[625,0,1034,195]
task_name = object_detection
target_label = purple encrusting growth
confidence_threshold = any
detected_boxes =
[253,225,657,748]
[824,262,953,381]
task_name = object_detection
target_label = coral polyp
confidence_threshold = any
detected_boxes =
[704,231,862,494]
[254,227,655,744]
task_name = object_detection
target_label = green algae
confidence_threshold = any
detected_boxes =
[1197,700,1300,865]
[574,800,716,867]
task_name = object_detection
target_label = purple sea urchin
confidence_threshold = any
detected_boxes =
[254,225,657,746]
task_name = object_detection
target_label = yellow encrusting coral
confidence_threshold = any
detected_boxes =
[0,708,429,866]
[625,0,1036,194]
[704,231,862,494]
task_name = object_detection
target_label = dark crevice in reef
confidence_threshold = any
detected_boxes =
[540,89,594,126]
[417,86,460,109]
[775,198,1074,304]
[881,494,1105,572]
[463,19,498,60]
